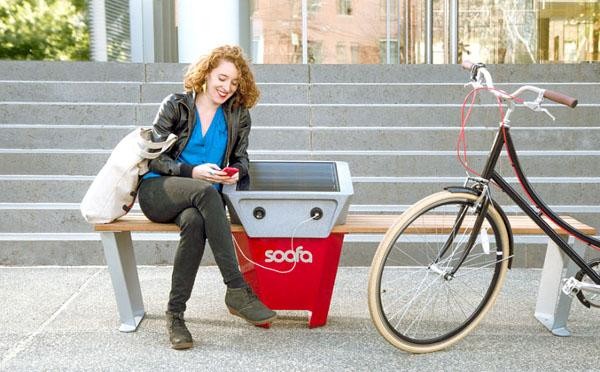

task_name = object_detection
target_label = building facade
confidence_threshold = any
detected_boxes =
[90,0,600,64]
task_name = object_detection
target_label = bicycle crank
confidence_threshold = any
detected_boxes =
[563,259,600,308]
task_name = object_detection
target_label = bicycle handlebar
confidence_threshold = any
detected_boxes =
[542,89,578,108]
[461,60,475,70]
[461,60,578,108]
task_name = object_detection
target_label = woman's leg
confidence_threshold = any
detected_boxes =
[138,176,276,326]
[138,176,244,289]
[168,207,206,312]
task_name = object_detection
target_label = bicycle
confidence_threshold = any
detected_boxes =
[367,61,600,353]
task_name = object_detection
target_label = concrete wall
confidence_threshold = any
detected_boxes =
[1,61,599,266]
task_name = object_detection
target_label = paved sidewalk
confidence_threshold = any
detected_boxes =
[1,266,598,371]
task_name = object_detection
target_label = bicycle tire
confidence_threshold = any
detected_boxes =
[368,191,510,353]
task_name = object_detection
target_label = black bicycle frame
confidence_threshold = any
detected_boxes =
[476,124,600,284]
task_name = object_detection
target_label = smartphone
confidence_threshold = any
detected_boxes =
[222,167,239,177]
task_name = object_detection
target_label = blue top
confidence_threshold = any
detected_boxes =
[143,106,228,190]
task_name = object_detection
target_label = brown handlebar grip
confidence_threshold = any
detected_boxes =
[543,90,578,108]
[461,60,474,70]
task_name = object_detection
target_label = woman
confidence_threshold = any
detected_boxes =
[138,45,276,350]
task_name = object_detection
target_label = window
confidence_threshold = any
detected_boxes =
[350,43,360,63]
[292,0,301,18]
[379,0,398,20]
[338,0,352,15]
[379,39,399,63]
[336,42,348,63]
[309,0,322,14]
[308,40,323,63]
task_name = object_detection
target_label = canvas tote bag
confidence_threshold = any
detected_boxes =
[80,127,177,223]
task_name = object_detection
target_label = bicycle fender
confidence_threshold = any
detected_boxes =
[444,186,514,269]
[444,186,480,196]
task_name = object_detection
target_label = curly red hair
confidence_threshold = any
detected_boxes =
[183,45,260,108]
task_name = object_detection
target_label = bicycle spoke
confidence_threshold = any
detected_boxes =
[369,192,509,351]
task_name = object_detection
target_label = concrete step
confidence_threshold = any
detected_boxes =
[0,207,91,233]
[5,61,598,85]
[0,82,142,103]
[0,126,311,151]
[1,61,598,266]
[139,83,309,104]
[143,63,310,84]
[308,152,600,178]
[5,80,595,104]
[2,176,599,206]
[0,82,309,104]
[0,151,110,175]
[309,63,600,83]
[310,83,600,104]
[0,61,309,83]
[1,151,598,177]
[0,103,137,125]
[351,178,600,206]
[4,126,598,151]
[1,206,598,238]
[311,127,600,151]
[0,61,310,83]
[0,61,145,81]
[311,104,600,127]
[1,101,596,127]
[0,103,311,127]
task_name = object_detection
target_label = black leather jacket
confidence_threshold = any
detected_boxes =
[147,91,251,179]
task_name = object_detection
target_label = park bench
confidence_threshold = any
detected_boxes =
[95,213,596,336]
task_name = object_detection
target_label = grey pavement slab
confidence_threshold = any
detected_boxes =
[1,266,599,371]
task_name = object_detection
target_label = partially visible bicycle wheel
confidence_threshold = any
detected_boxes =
[368,191,510,353]
[575,259,600,308]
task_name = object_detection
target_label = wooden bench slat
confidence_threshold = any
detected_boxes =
[94,213,596,235]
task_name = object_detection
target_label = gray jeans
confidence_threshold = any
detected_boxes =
[138,176,244,313]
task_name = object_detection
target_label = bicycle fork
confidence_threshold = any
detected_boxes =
[431,184,492,280]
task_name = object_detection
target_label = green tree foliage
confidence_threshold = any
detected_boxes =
[0,0,89,60]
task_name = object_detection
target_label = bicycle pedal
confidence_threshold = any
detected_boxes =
[561,277,580,297]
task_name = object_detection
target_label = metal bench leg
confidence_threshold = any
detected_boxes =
[534,236,586,336]
[101,231,145,332]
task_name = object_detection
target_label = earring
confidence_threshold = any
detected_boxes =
[201,82,207,92]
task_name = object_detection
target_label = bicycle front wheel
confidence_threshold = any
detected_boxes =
[368,191,510,353]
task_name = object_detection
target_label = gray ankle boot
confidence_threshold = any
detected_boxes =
[165,311,193,349]
[225,286,277,325]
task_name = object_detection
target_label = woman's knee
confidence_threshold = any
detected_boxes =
[175,208,205,235]
[191,184,222,208]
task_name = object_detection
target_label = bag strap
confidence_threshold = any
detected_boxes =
[142,133,177,150]
[136,128,178,159]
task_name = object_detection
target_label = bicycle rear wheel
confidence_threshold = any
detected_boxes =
[368,191,510,353]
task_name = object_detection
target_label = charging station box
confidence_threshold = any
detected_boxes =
[223,161,354,327]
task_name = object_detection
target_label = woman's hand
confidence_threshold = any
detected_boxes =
[192,163,239,184]
[220,170,239,185]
